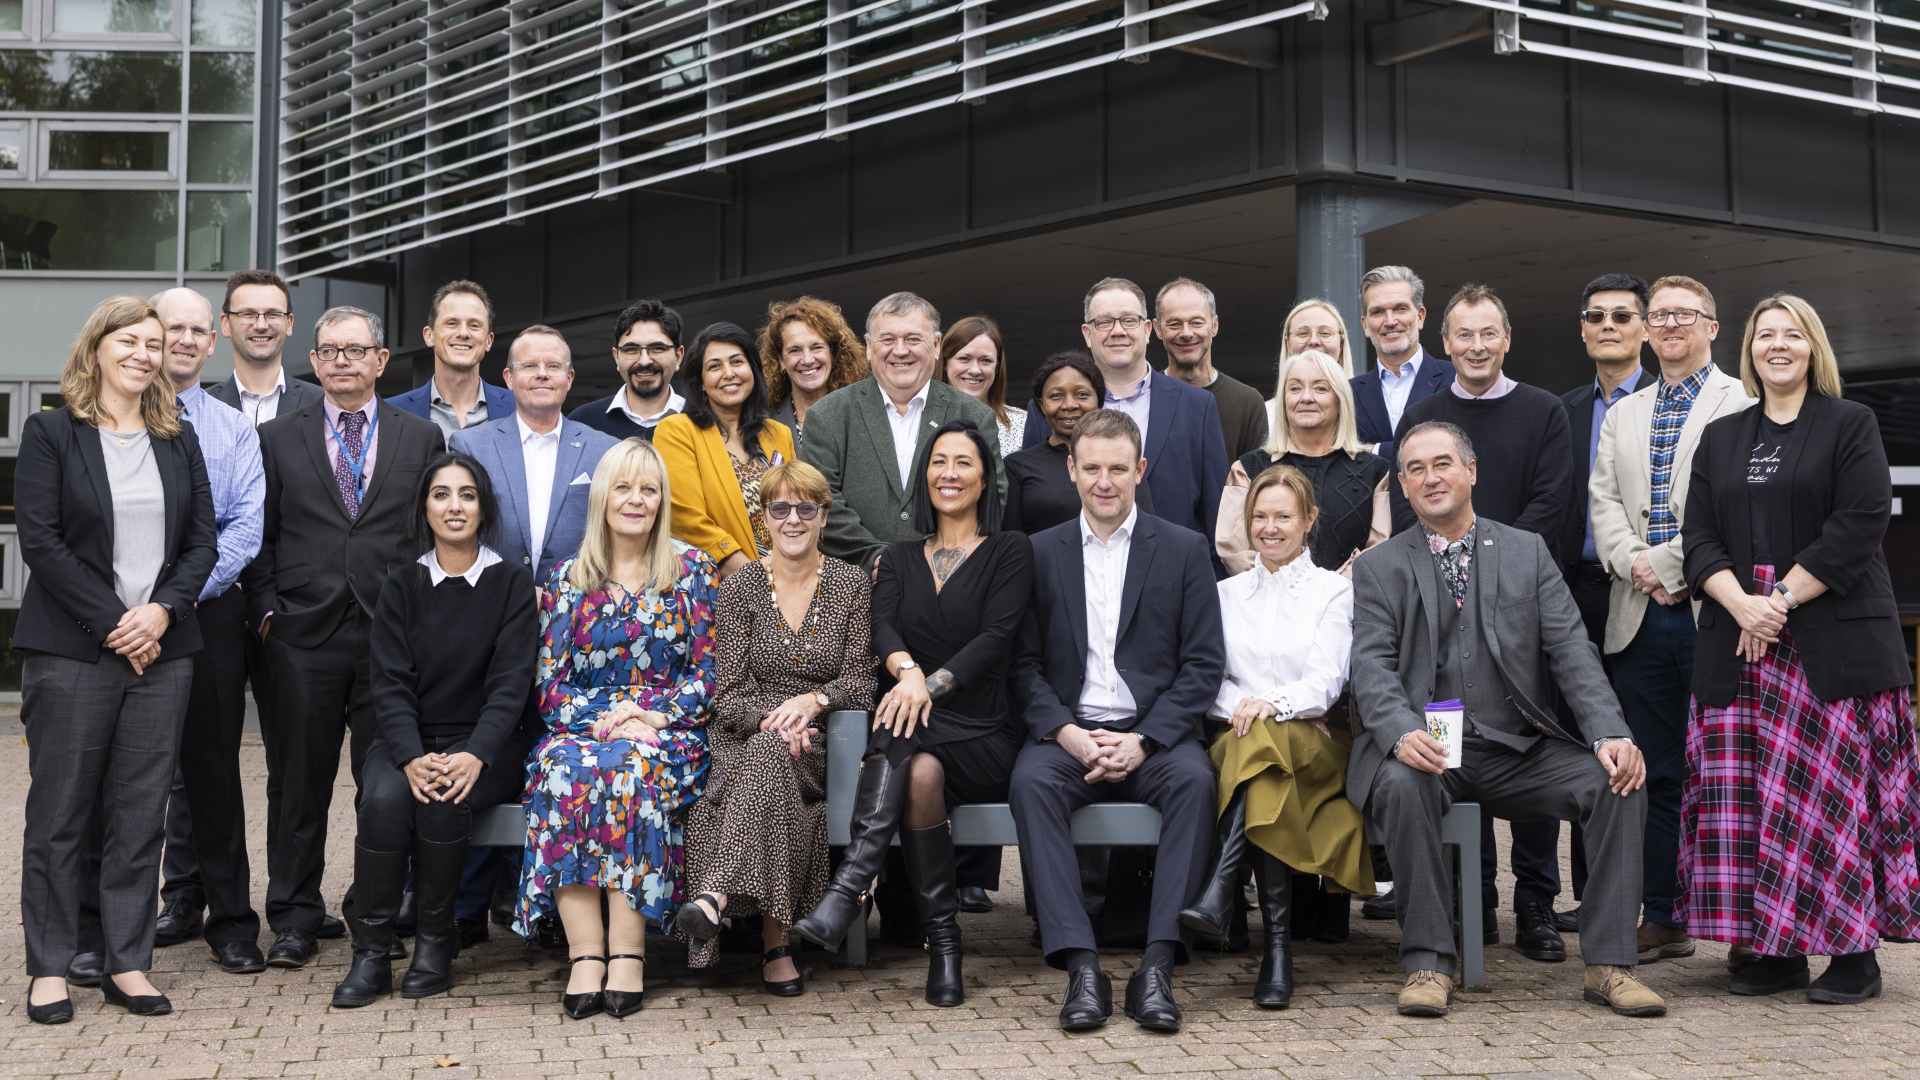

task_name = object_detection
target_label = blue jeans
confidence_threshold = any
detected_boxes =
[1609,600,1696,929]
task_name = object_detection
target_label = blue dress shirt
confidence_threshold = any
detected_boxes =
[178,382,266,601]
[1581,367,1643,562]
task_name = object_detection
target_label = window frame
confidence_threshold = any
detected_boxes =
[37,118,178,181]
[40,0,182,43]
[0,120,26,179]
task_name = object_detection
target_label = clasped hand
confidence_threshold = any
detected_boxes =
[403,751,484,804]
[1732,591,1790,663]
[1630,552,1683,607]
[591,700,670,743]
[104,602,168,675]
[1058,725,1147,783]
[760,691,825,758]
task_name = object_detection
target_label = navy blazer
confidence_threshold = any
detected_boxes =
[450,415,621,582]
[1350,348,1452,464]
[387,377,515,426]
[1011,511,1225,751]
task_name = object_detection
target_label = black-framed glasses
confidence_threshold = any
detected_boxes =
[314,344,377,362]
[767,500,821,522]
[1646,308,1713,327]
[226,308,291,324]
[1579,308,1640,326]
[1086,314,1147,334]
[617,342,675,359]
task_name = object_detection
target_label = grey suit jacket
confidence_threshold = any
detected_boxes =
[797,377,1003,567]
[449,415,621,583]
[1346,517,1627,809]
[205,372,324,424]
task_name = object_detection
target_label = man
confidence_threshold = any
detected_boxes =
[1009,409,1223,1035]
[1391,284,1575,962]
[1350,420,1663,1020]
[208,269,325,422]
[799,291,1001,569]
[1350,265,1452,465]
[1590,275,1754,966]
[389,279,515,435]
[1153,277,1268,462]
[242,306,445,968]
[569,299,686,439]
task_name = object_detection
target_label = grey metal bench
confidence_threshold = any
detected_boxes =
[825,709,1487,989]
[474,804,527,847]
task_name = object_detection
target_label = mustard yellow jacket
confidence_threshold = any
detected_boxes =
[653,412,795,565]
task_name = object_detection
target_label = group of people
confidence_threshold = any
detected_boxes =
[14,262,1915,1035]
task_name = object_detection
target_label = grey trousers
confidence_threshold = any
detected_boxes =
[1366,733,1646,976]
[20,653,193,977]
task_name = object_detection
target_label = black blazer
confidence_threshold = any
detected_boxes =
[1011,511,1225,750]
[1350,348,1452,463]
[241,400,446,648]
[1683,393,1907,705]
[13,407,217,662]
[204,372,325,420]
[1557,369,1651,570]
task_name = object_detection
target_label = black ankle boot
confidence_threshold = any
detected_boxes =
[792,753,909,950]
[1809,951,1881,1005]
[332,843,404,1008]
[1178,785,1249,944]
[402,836,466,999]
[1252,853,1294,1009]
[903,821,964,1007]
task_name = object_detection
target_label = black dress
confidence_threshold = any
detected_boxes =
[1238,447,1390,572]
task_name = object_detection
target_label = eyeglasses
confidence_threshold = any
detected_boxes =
[313,344,377,362]
[767,500,821,522]
[1288,326,1344,344]
[1086,314,1147,334]
[1580,309,1640,326]
[871,333,929,352]
[1646,308,1714,327]
[512,362,569,377]
[166,324,215,341]
[617,342,675,359]
[226,309,290,324]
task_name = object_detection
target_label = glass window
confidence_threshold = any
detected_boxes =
[0,458,12,525]
[189,52,252,114]
[51,0,175,35]
[0,0,24,33]
[0,51,181,112]
[46,126,173,176]
[0,122,22,177]
[191,0,252,45]
[186,190,249,271]
[187,121,250,182]
[0,188,178,271]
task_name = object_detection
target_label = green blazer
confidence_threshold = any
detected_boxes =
[798,378,1004,567]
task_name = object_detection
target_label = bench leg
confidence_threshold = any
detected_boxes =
[1456,821,1485,992]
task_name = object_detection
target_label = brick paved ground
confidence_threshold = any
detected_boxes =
[4,712,1919,1079]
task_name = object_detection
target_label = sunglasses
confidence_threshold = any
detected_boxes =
[767,500,821,522]
[1579,309,1640,326]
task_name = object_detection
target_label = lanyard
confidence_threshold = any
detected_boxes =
[332,407,378,494]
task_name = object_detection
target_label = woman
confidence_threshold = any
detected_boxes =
[334,453,538,1008]
[1279,298,1355,376]
[791,421,1033,1008]
[15,296,216,1024]
[675,460,875,994]
[758,296,868,440]
[1677,294,1919,1004]
[1178,464,1369,1009]
[656,321,796,578]
[515,438,719,1020]
[1217,349,1388,576]
[937,315,1025,455]
[1002,351,1107,534]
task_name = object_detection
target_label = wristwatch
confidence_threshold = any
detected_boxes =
[896,658,918,674]
[1772,582,1797,610]
[812,690,831,710]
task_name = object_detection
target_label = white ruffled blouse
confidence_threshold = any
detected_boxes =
[1210,553,1354,723]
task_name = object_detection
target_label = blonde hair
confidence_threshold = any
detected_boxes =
[568,438,684,596]
[1739,293,1843,401]
[1261,349,1363,458]
[1243,462,1319,552]
[1279,298,1355,376]
[63,296,182,438]
[761,458,832,509]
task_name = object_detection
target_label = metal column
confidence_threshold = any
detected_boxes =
[1292,181,1462,374]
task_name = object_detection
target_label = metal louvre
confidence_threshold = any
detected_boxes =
[275,0,1325,279]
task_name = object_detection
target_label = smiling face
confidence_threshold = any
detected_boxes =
[1286,304,1345,360]
[944,334,999,404]
[1580,289,1647,367]
[1443,300,1510,394]
[1154,284,1217,372]
[700,340,755,414]
[1069,432,1146,530]
[425,463,483,547]
[613,319,682,402]
[779,319,832,396]
[925,430,985,521]
[424,290,494,374]
[155,289,218,389]
[1648,285,1718,371]
[1748,306,1811,399]
[605,460,665,542]
[504,333,575,416]
[1397,426,1478,530]
[1081,287,1151,378]
[222,282,293,365]
[1362,281,1425,362]
[1038,366,1100,441]
[97,316,166,405]
[1283,365,1340,435]
[763,483,824,560]
[1249,482,1314,569]
[867,309,939,401]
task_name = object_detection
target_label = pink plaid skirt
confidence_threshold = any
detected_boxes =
[1676,564,1920,956]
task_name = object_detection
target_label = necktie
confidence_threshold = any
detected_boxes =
[1443,539,1469,608]
[335,411,366,518]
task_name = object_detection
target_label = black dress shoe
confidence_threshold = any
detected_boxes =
[102,978,173,1016]
[316,914,347,940]
[457,917,490,950]
[1552,905,1581,934]
[1808,952,1881,1005]
[1360,886,1396,921]
[1058,967,1112,1032]
[1514,901,1565,962]
[65,951,105,988]
[154,900,205,948]
[957,886,993,914]
[1123,966,1181,1033]
[211,941,268,974]
[1728,953,1810,996]
[267,930,317,969]
[563,955,607,1020]
[761,945,805,997]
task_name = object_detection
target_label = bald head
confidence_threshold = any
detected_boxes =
[151,288,219,390]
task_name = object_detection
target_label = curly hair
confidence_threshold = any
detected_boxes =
[757,296,868,409]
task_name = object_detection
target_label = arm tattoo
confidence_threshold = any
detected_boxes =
[925,668,957,701]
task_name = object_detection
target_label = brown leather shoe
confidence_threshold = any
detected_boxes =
[1396,970,1454,1017]
[1584,965,1667,1017]
[1636,923,1696,964]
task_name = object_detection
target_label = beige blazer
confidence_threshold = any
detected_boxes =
[1588,364,1753,654]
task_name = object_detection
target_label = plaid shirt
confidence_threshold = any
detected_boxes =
[1647,364,1711,546]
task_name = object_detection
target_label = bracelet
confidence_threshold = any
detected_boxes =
[1772,582,1796,610]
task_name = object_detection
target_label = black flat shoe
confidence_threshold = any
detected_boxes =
[563,955,607,1020]
[102,977,173,1016]
[1123,966,1181,1033]
[26,981,72,1025]
[316,914,347,940]
[65,951,104,989]
[1808,952,1882,1005]
[761,945,805,997]
[267,930,317,969]
[957,886,993,914]
[1514,900,1566,963]
[211,941,268,974]
[1728,954,1810,996]
[672,893,726,944]
[1058,967,1112,1032]
[604,953,646,1017]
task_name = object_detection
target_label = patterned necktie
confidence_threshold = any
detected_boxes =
[1442,539,1470,608]
[335,410,366,518]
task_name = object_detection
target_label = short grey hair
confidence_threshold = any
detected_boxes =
[314,305,386,348]
[1397,420,1476,470]
[865,291,941,337]
[1083,276,1149,322]
[1154,276,1216,317]
[1360,264,1426,310]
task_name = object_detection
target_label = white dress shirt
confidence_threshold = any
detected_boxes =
[418,544,504,586]
[1376,349,1424,434]
[608,387,685,429]
[881,380,931,490]
[1076,505,1140,727]
[236,367,289,427]
[1210,554,1353,722]
[518,414,563,570]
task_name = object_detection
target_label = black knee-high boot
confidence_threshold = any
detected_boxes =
[902,821,964,1007]
[792,752,911,950]
[1178,784,1249,943]
[332,843,404,1008]
[1252,852,1294,1009]
[401,835,466,998]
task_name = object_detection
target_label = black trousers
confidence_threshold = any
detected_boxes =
[356,735,531,852]
[265,610,375,936]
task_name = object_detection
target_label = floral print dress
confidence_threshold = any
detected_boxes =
[514,542,719,935]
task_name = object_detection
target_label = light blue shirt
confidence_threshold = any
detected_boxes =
[1377,348,1425,433]
[1104,369,1153,447]
[178,383,266,601]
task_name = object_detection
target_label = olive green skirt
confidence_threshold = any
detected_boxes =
[1210,718,1373,897]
